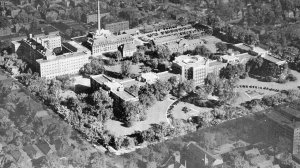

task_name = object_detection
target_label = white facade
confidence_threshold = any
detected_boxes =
[35,34,62,50]
[37,51,90,79]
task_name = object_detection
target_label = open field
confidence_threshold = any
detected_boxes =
[105,97,174,137]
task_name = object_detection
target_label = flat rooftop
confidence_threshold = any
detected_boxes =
[91,74,112,84]
[173,55,208,67]
[234,43,253,51]
[262,54,286,65]
[112,90,137,101]
[157,72,178,81]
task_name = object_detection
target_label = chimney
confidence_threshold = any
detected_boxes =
[97,0,101,33]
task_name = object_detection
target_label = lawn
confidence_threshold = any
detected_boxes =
[59,90,77,101]
[201,36,222,53]
[231,70,300,106]
[170,101,212,120]
[231,89,277,106]
[237,70,300,90]
[104,96,174,137]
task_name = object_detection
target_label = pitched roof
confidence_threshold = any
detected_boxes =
[245,148,260,157]
[10,150,21,162]
[186,142,222,165]
[23,145,37,159]
[36,140,52,155]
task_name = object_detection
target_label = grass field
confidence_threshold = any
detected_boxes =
[105,97,174,137]
[171,101,212,120]
[237,70,300,90]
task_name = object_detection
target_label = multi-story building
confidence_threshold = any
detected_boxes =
[165,38,204,54]
[86,33,134,56]
[104,21,129,34]
[0,27,11,36]
[118,43,136,57]
[83,13,109,23]
[265,101,300,163]
[0,0,8,7]
[90,74,138,103]
[17,35,91,79]
[83,1,134,56]
[172,55,226,85]
[35,34,62,50]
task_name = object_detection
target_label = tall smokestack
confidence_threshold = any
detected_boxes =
[98,0,101,33]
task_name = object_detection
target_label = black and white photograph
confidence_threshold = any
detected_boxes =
[0,0,299,167]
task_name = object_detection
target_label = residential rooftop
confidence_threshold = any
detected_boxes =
[266,108,300,129]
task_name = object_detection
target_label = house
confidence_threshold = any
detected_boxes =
[90,74,139,103]
[245,148,260,159]
[36,139,53,155]
[10,150,22,162]
[183,141,223,168]
[105,21,130,34]
[162,151,186,168]
[23,145,38,159]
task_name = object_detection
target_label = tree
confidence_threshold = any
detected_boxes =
[89,152,105,168]
[195,86,208,100]
[91,88,114,121]
[194,45,211,57]
[0,16,10,28]
[138,84,156,108]
[181,80,195,94]
[215,42,227,53]
[149,58,159,69]
[205,73,219,86]
[121,61,132,78]
[125,85,139,97]
[203,132,217,150]
[122,101,146,126]
[155,45,171,60]
[230,151,250,168]
[132,52,142,64]
[152,80,171,101]
[113,51,122,62]
[80,58,105,75]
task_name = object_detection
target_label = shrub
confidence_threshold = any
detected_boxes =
[277,78,287,83]
[182,106,189,113]
[265,76,275,82]
[125,120,134,127]
[286,74,297,81]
